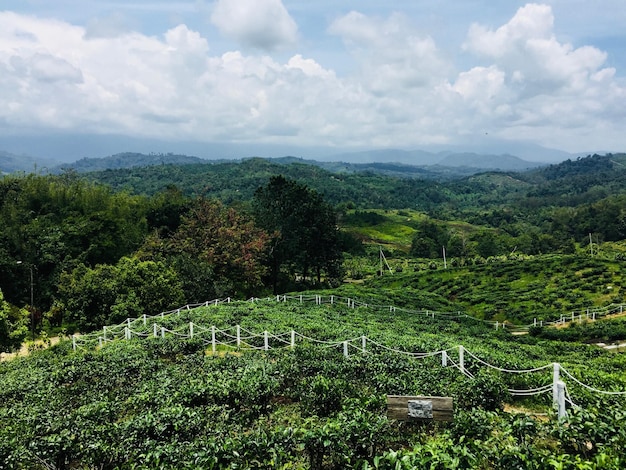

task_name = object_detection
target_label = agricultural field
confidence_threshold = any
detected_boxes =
[2,297,626,469]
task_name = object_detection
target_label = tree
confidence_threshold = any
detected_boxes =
[0,289,29,353]
[410,220,451,258]
[473,231,500,258]
[57,257,184,331]
[253,176,344,292]
[139,198,269,299]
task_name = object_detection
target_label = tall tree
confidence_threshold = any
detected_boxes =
[139,198,269,299]
[253,176,343,293]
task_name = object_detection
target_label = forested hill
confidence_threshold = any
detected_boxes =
[55,152,213,172]
[80,152,626,210]
[81,157,450,210]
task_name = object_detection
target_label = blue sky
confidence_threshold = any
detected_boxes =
[1,0,625,158]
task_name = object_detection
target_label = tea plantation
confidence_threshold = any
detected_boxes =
[2,297,626,469]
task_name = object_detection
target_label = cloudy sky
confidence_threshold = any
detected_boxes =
[1,0,625,158]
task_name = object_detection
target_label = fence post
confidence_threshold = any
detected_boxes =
[533,318,537,327]
[291,330,296,349]
[161,327,165,338]
[459,345,465,375]
[347,298,351,307]
[264,331,269,351]
[177,308,180,316]
[143,314,147,326]
[362,335,366,354]
[552,363,560,407]
[153,323,158,338]
[211,326,216,354]
[442,350,447,367]
[331,295,334,304]
[495,321,499,330]
[72,335,76,351]
[236,325,241,347]
[300,295,303,303]
[103,326,107,341]
[343,341,349,357]
[557,380,567,419]
[98,337,102,348]
[125,327,130,340]
[189,322,194,338]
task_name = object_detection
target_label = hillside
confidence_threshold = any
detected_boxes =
[54,152,212,172]
[0,150,58,174]
[2,296,626,469]
[78,153,626,209]
[436,152,542,171]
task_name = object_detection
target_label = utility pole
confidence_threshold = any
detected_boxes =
[379,246,393,275]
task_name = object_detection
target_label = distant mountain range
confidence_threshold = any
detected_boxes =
[1,148,547,177]
[325,149,543,171]
[0,150,60,174]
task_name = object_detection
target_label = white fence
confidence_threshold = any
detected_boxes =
[70,295,626,419]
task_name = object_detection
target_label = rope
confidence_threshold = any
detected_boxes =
[564,383,579,409]
[365,338,441,358]
[508,384,552,396]
[463,348,553,374]
[294,331,339,345]
[447,356,474,379]
[560,367,626,396]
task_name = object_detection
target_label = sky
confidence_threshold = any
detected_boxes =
[1,0,625,160]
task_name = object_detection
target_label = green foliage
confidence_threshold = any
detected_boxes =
[0,290,29,353]
[253,176,344,292]
[454,369,510,411]
[2,297,626,469]
[368,254,626,325]
[57,257,184,331]
[141,198,270,299]
[0,174,149,311]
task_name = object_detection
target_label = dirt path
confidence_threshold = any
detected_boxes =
[0,336,61,362]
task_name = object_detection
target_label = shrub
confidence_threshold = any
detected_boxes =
[454,369,510,411]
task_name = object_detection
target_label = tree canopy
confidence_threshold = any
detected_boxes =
[253,176,343,292]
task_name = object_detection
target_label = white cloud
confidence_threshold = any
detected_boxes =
[0,5,625,153]
[329,11,451,89]
[210,0,298,51]
[84,11,134,39]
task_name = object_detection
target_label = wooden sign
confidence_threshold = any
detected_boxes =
[386,395,454,422]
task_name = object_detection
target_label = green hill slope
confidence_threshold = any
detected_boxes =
[2,298,626,469]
